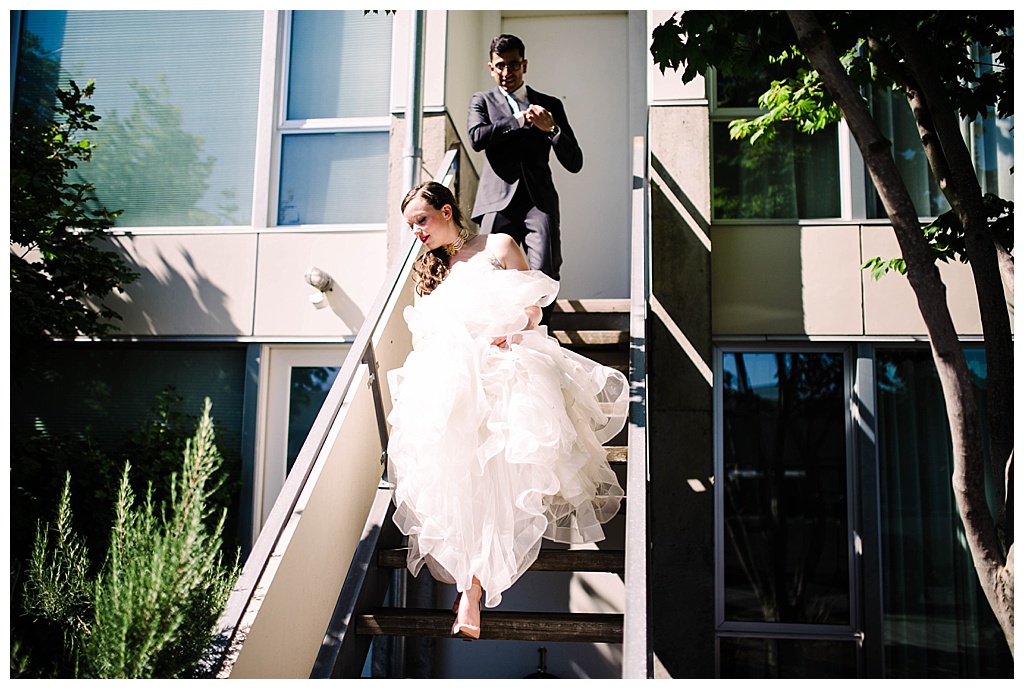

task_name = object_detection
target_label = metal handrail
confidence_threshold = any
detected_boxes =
[622,135,651,679]
[208,146,460,677]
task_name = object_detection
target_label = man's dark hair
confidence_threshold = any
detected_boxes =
[490,34,525,59]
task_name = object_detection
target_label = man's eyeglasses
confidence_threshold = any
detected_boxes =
[492,60,523,73]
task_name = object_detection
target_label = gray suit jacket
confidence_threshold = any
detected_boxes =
[468,86,582,222]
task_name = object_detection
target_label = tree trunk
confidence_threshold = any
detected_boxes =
[889,18,1014,541]
[786,10,1013,653]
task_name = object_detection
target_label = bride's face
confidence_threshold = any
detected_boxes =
[404,196,456,250]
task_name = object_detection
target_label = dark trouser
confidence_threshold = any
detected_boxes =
[478,187,561,326]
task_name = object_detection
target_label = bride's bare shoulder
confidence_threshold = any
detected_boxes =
[484,233,528,270]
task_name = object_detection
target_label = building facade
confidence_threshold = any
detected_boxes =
[9,9,1013,679]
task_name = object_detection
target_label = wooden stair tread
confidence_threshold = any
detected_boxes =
[357,608,623,643]
[552,298,629,313]
[553,330,629,346]
[380,547,624,573]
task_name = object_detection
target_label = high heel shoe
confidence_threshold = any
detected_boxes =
[451,586,482,640]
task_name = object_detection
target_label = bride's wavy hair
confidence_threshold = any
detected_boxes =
[402,181,476,296]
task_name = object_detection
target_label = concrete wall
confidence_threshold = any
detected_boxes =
[647,101,716,678]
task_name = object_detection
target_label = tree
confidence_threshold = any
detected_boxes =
[651,10,1013,652]
[10,79,139,341]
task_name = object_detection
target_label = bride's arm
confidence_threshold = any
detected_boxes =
[486,235,542,347]
[488,233,530,272]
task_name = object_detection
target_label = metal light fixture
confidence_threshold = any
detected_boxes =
[305,266,334,307]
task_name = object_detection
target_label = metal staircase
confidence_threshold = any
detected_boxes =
[207,136,650,680]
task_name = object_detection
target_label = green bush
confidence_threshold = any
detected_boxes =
[13,399,238,678]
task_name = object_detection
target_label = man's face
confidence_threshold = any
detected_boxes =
[488,49,527,93]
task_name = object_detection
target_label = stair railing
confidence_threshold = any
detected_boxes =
[207,147,460,679]
[622,134,651,679]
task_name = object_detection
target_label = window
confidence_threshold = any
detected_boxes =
[14,10,264,228]
[875,348,1012,678]
[716,344,1014,678]
[712,65,842,221]
[13,10,395,231]
[720,350,851,625]
[865,44,1014,220]
[11,343,248,453]
[713,121,840,220]
[717,348,859,676]
[276,10,392,226]
[711,49,1013,222]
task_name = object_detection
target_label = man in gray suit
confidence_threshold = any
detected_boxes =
[468,34,583,322]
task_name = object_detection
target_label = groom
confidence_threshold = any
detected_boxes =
[468,34,583,322]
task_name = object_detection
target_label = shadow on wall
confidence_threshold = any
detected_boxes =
[102,235,243,336]
[319,283,366,333]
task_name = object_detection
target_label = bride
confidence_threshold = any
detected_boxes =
[386,181,627,640]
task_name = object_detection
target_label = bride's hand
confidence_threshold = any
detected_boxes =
[491,306,541,347]
[491,332,524,348]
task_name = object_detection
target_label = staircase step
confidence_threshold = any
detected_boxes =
[552,298,629,314]
[357,608,623,643]
[553,330,629,347]
[548,298,631,345]
[380,547,624,573]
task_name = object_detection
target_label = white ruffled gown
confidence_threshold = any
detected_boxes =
[385,254,627,608]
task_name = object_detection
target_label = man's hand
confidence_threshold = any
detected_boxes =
[524,104,556,133]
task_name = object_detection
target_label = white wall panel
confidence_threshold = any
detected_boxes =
[252,231,388,338]
[861,225,983,336]
[108,234,258,336]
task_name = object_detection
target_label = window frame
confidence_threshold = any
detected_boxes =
[713,342,865,675]
[266,10,393,232]
[708,67,875,224]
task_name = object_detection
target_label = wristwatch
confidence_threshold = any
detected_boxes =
[548,124,560,139]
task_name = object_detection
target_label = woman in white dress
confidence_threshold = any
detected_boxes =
[386,181,627,639]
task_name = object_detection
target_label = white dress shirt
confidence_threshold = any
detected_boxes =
[504,84,560,144]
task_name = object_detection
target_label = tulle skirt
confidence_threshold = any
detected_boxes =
[385,260,627,608]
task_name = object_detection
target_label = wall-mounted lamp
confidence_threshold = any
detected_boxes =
[305,266,334,308]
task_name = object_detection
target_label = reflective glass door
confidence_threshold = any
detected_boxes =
[254,344,350,537]
[716,348,860,677]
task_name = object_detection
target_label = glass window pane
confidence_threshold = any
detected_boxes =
[713,122,840,220]
[716,60,797,109]
[287,10,393,120]
[11,343,248,451]
[15,10,263,227]
[721,351,850,624]
[866,85,950,219]
[972,114,1014,201]
[287,366,341,472]
[720,637,857,678]
[278,132,389,225]
[875,348,1012,678]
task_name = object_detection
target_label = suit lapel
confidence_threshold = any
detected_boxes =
[491,87,509,114]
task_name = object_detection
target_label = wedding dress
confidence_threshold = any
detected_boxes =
[385,254,627,608]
